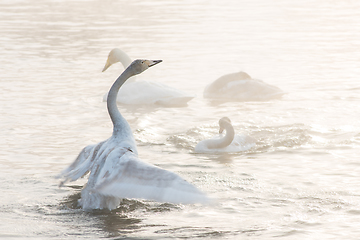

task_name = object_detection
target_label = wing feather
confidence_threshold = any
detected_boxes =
[95,151,209,204]
[58,141,105,185]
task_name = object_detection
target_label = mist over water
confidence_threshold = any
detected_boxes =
[1,0,360,239]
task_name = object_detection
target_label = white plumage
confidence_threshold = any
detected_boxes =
[195,133,256,153]
[204,71,285,101]
[195,117,256,153]
[95,151,208,204]
[102,48,195,107]
[59,59,208,210]
[103,80,194,106]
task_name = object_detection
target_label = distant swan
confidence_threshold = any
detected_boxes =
[102,48,195,107]
[195,117,256,153]
[204,71,285,101]
[59,59,209,210]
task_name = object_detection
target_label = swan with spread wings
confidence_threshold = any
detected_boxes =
[59,59,208,210]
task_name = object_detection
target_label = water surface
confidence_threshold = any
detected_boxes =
[1,0,360,239]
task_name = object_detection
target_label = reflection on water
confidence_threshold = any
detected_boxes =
[59,190,182,238]
[203,153,236,165]
[1,0,360,239]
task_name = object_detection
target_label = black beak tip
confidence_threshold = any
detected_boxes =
[149,60,162,67]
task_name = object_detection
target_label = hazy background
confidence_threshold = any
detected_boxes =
[1,0,360,239]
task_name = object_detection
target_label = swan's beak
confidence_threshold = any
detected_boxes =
[148,60,162,67]
[102,59,112,72]
[219,127,224,134]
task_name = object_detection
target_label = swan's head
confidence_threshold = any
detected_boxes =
[128,59,162,75]
[219,117,232,133]
[102,48,131,72]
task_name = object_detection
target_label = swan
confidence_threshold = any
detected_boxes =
[195,117,256,153]
[59,59,209,210]
[102,48,195,107]
[204,71,285,101]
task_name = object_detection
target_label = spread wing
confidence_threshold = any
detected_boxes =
[58,141,105,186]
[94,150,209,204]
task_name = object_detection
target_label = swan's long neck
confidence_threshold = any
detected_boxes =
[107,68,134,135]
[208,123,235,149]
[115,50,136,82]
[116,50,132,69]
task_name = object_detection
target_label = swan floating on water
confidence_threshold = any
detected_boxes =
[102,48,195,107]
[195,117,256,153]
[204,71,285,101]
[59,59,209,210]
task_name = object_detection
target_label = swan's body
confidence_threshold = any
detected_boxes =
[59,59,208,210]
[204,71,285,101]
[195,117,256,153]
[102,48,195,106]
